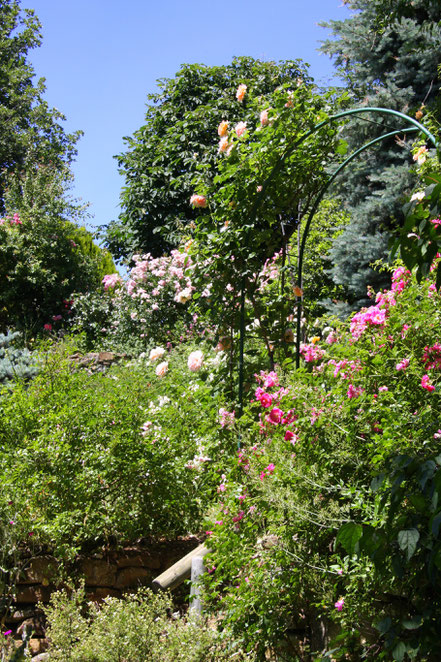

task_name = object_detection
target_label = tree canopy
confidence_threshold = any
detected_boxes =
[320,0,441,313]
[107,57,313,261]
[0,0,81,213]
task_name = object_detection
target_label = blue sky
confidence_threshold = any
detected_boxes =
[27,0,351,239]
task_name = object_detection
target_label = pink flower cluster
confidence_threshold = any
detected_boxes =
[127,249,195,308]
[422,343,441,370]
[300,343,325,363]
[102,273,122,291]
[0,213,22,226]
[254,371,299,443]
[219,408,235,429]
[350,305,387,340]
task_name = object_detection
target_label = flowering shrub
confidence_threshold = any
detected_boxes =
[202,263,441,660]
[71,246,198,352]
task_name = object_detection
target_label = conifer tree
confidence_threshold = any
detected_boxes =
[320,0,441,314]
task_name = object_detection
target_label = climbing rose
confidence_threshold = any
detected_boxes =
[190,194,207,208]
[218,120,229,137]
[236,84,247,102]
[421,374,435,392]
[102,273,121,290]
[218,136,230,153]
[188,350,204,372]
[235,121,247,138]
[413,145,428,165]
[396,358,410,372]
[260,109,269,126]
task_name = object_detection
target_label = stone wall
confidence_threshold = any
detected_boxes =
[3,537,200,659]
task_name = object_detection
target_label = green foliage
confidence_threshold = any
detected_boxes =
[0,339,235,558]
[202,264,441,660]
[42,584,254,661]
[393,159,441,289]
[0,0,81,213]
[0,330,38,384]
[107,57,316,260]
[0,163,115,336]
[320,0,441,310]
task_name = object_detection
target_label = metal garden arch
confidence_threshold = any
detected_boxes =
[237,107,439,418]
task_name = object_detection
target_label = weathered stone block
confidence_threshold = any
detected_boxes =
[18,556,58,585]
[80,558,117,586]
[14,585,52,604]
[115,567,152,589]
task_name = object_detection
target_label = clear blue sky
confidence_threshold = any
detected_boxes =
[27,0,351,238]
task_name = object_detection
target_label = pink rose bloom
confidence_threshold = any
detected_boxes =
[267,408,283,424]
[378,386,389,392]
[396,358,410,372]
[235,121,247,138]
[421,374,435,392]
[347,384,363,399]
[263,371,278,388]
[188,350,204,372]
[265,463,275,474]
[259,392,273,408]
[284,430,296,442]
[236,84,247,102]
[431,218,441,227]
[190,194,207,208]
[155,361,169,377]
[260,109,269,126]
[43,323,52,331]
[335,598,344,611]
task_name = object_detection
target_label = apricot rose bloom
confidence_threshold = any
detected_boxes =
[149,347,166,362]
[260,109,269,126]
[190,194,207,208]
[236,84,247,102]
[218,120,229,137]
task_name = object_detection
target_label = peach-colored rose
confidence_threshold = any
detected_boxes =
[188,350,204,372]
[260,109,269,126]
[218,136,231,153]
[236,84,247,102]
[190,194,207,208]
[413,146,428,165]
[218,120,229,137]
[235,122,247,138]
[155,361,169,377]
[149,347,166,362]
[293,285,303,297]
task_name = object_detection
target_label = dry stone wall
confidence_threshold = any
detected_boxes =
[3,537,200,658]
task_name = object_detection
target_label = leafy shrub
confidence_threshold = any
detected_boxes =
[0,339,235,558]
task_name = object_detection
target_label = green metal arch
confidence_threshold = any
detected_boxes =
[238,106,439,416]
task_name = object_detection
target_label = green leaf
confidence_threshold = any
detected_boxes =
[335,522,363,556]
[392,641,407,662]
[397,529,420,561]
[402,616,422,630]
